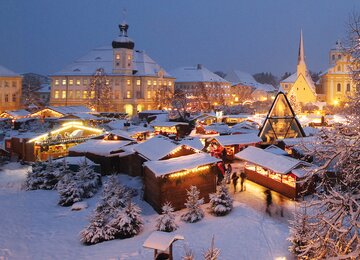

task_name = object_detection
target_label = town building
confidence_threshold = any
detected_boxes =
[279,31,317,111]
[318,41,356,105]
[50,22,175,116]
[0,65,22,112]
[170,64,231,110]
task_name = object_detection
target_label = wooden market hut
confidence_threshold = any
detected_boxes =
[68,139,136,174]
[30,106,92,119]
[0,109,31,120]
[151,121,190,138]
[143,152,221,213]
[235,146,315,199]
[205,133,262,161]
[222,114,251,126]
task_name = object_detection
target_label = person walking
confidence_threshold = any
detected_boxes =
[240,171,247,191]
[264,189,272,216]
[279,195,285,217]
[225,163,232,184]
[231,172,239,194]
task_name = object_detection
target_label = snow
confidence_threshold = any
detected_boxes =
[2,109,31,118]
[151,121,188,127]
[69,140,132,156]
[53,156,98,166]
[134,136,179,161]
[143,153,221,177]
[0,65,19,77]
[143,231,184,251]
[0,162,293,259]
[71,201,89,211]
[264,145,289,156]
[179,137,204,150]
[225,70,275,92]
[47,105,92,115]
[235,146,311,174]
[281,72,297,83]
[170,65,229,83]
[210,133,262,146]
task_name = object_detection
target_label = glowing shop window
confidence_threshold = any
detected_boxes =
[62,79,67,85]
[282,175,296,188]
[83,91,88,99]
[55,80,59,86]
[54,91,59,99]
[136,79,141,86]
[76,80,81,86]
[127,80,131,85]
[69,80,73,85]
[62,91,66,99]
[90,91,95,99]
[126,90,131,98]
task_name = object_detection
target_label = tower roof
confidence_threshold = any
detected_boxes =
[297,30,305,65]
[112,22,135,49]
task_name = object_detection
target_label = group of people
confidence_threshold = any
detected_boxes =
[216,162,247,193]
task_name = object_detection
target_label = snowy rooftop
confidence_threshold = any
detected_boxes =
[170,65,229,83]
[210,133,262,146]
[179,137,204,151]
[281,73,297,83]
[235,146,311,175]
[264,145,289,156]
[0,65,20,77]
[225,70,275,92]
[151,121,188,127]
[53,156,98,166]
[60,113,100,120]
[143,152,221,177]
[3,110,30,118]
[280,136,318,147]
[143,231,184,251]
[134,136,179,161]
[37,84,51,93]
[204,123,230,134]
[69,140,132,156]
[52,46,172,77]
[47,106,92,115]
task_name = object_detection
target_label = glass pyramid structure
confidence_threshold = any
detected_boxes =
[259,91,305,143]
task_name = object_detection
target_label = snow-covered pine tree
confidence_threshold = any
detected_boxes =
[75,159,101,198]
[155,202,178,232]
[23,161,46,190]
[108,200,143,239]
[203,236,220,260]
[208,181,233,216]
[41,157,61,189]
[182,246,195,260]
[181,185,204,223]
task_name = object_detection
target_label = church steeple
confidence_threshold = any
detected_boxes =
[297,30,308,78]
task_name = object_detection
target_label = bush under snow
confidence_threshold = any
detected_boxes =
[208,181,233,216]
[155,202,178,232]
[181,185,204,223]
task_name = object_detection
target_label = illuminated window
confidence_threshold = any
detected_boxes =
[116,53,120,60]
[83,79,88,85]
[136,79,141,86]
[147,90,151,99]
[4,94,9,102]
[153,81,157,86]
[106,79,110,85]
[126,90,131,98]
[76,80,81,86]
[90,91,95,99]
[12,94,16,102]
[347,83,351,92]
[337,83,341,92]
[127,79,131,85]
[54,91,59,99]
[147,80,151,86]
[62,91,66,99]
[69,91,73,98]
[127,55,131,66]
[168,81,172,86]
[76,90,81,99]
[55,80,59,85]
[235,97,239,102]
[62,79,67,85]
[83,91,88,99]
[69,80,74,85]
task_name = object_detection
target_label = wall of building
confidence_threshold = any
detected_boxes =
[0,76,22,112]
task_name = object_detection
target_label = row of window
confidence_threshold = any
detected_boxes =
[53,90,158,100]
[336,83,351,92]
[54,78,173,87]
[176,84,230,90]
[0,81,18,88]
[0,94,17,102]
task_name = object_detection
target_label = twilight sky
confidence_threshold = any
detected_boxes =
[1,0,360,77]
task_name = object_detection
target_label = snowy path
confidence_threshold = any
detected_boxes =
[0,163,294,260]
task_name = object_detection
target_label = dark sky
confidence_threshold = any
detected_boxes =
[1,0,359,77]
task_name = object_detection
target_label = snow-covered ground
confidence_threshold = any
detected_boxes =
[0,162,294,260]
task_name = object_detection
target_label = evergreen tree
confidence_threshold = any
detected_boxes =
[208,181,233,216]
[24,159,62,190]
[108,200,143,239]
[155,202,178,232]
[203,236,220,260]
[181,186,204,223]
[57,173,81,206]
[76,159,101,198]
[182,246,195,260]
[80,212,116,245]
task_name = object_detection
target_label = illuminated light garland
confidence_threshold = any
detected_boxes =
[168,165,210,179]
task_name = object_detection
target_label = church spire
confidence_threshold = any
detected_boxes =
[297,30,307,77]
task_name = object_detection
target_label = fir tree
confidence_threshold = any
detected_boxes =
[80,212,116,245]
[108,200,143,239]
[208,181,233,216]
[203,236,220,260]
[156,202,178,232]
[181,185,204,223]
[24,159,62,190]
[57,173,82,206]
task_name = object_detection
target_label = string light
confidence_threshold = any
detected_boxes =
[168,165,210,179]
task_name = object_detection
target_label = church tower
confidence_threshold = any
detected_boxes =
[297,30,308,78]
[112,22,135,75]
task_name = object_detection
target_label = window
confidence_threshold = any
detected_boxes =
[4,81,8,87]
[76,90,81,99]
[136,79,141,86]
[62,79,67,85]
[106,79,110,85]
[54,91,59,99]
[337,66,341,72]
[4,94,8,102]
[115,53,120,60]
[332,54,335,60]
[127,79,131,85]
[338,54,341,59]
[147,80,151,86]
[12,94,16,102]
[90,91,95,99]
[147,90,151,99]
[62,91,66,99]
[347,83,351,92]
[115,79,120,86]
[153,80,157,86]
[69,80,74,85]
[69,90,73,98]
[168,81,172,86]
[83,79,88,85]
[126,90,131,98]
[55,80,59,86]
[127,55,131,66]
[12,81,16,88]
[76,80,81,86]
[337,83,341,92]
[83,91,88,99]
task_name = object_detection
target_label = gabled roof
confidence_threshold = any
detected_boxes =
[47,106,92,115]
[0,65,20,77]
[1,110,30,119]
[210,133,262,147]
[134,136,179,161]
[143,152,221,177]
[225,70,275,92]
[170,65,229,83]
[264,145,289,156]
[281,73,297,83]
[52,46,172,77]
[235,146,311,175]
[68,139,132,156]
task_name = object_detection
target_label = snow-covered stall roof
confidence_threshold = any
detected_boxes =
[106,130,136,141]
[264,145,289,156]
[134,136,180,161]
[52,46,172,78]
[143,152,221,177]
[143,231,184,251]
[47,106,91,115]
[0,65,20,77]
[2,110,30,118]
[204,123,230,134]
[151,121,188,127]
[225,70,275,92]
[107,119,128,130]
[280,136,318,147]
[59,113,100,120]
[210,133,262,147]
[69,140,132,156]
[235,146,311,174]
[179,137,204,151]
[170,65,229,83]
[53,156,98,166]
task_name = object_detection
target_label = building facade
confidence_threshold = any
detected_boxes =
[0,65,22,113]
[50,23,175,116]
